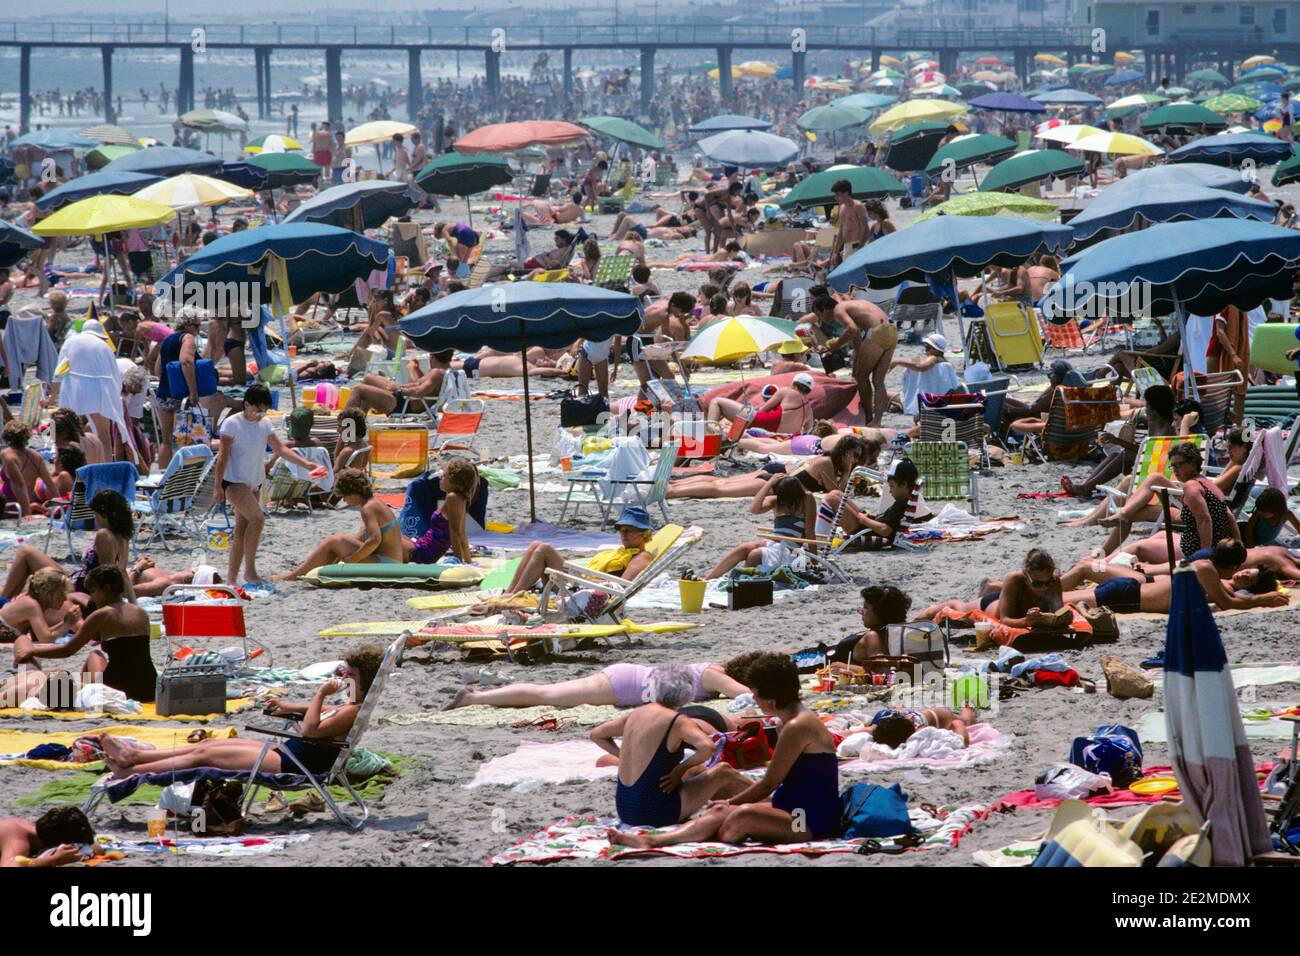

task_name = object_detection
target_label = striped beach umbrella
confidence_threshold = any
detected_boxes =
[681,316,800,365]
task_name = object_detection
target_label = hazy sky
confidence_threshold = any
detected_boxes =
[18,0,777,14]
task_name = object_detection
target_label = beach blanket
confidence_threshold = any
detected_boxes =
[837,723,1015,773]
[468,740,619,790]
[383,698,731,728]
[0,698,256,722]
[699,371,862,426]
[97,833,312,859]
[1137,703,1300,742]
[972,839,1045,867]
[1228,665,1300,689]
[902,505,1024,543]
[0,725,237,771]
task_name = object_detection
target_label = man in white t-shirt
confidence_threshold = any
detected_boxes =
[214,384,324,586]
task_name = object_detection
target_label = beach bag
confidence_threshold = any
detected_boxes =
[1034,764,1113,801]
[1099,654,1154,700]
[173,406,211,449]
[886,622,949,674]
[1069,724,1143,786]
[191,778,245,836]
[840,782,915,839]
[1079,606,1119,644]
[718,721,774,770]
[560,391,609,428]
[38,671,78,711]
[165,359,218,398]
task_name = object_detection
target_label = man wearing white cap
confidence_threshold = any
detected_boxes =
[52,319,138,466]
[892,332,959,416]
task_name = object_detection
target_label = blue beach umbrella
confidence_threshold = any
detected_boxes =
[832,93,898,111]
[213,161,270,191]
[697,129,800,169]
[401,283,643,520]
[0,221,45,269]
[1032,88,1104,106]
[1162,569,1272,866]
[11,128,99,151]
[688,114,773,134]
[1104,69,1144,87]
[969,92,1046,114]
[1102,161,1252,195]
[1166,132,1295,167]
[35,170,163,212]
[1068,183,1275,244]
[284,180,423,230]
[101,146,223,177]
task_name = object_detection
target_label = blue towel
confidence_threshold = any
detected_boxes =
[399,471,489,540]
[75,463,137,526]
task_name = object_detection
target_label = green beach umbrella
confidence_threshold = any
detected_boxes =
[85,144,138,170]
[778,165,905,209]
[1204,93,1264,114]
[1139,102,1228,134]
[796,104,871,133]
[924,134,1017,176]
[881,120,955,172]
[1186,68,1229,87]
[914,193,1058,222]
[1067,63,1096,76]
[979,149,1084,193]
[247,152,321,188]
[1272,154,1300,188]
[415,152,513,197]
[577,116,664,151]
[956,82,995,99]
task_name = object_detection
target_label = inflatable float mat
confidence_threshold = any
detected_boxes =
[412,620,697,644]
[1249,323,1299,376]
[305,563,485,590]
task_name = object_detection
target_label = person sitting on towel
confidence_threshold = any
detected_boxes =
[704,474,816,579]
[276,469,410,579]
[499,505,656,595]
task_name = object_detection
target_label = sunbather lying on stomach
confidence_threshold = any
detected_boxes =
[991,548,1065,628]
[0,806,98,868]
[97,645,383,781]
[866,705,976,748]
[667,435,878,500]
[444,654,757,711]
[1061,540,1285,614]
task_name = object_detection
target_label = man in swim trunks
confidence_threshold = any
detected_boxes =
[830,179,868,268]
[816,296,896,427]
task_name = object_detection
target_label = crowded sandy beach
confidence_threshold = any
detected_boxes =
[1,4,1299,888]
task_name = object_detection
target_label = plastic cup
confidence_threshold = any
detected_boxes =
[678,578,706,613]
[288,345,297,360]
[560,457,572,471]
[302,384,317,407]
[337,386,351,409]
[146,807,167,838]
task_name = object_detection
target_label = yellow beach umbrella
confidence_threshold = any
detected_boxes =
[880,55,902,67]
[737,60,777,77]
[707,67,743,79]
[1069,131,1164,156]
[132,173,253,211]
[344,120,417,146]
[1035,123,1105,145]
[1035,53,1066,66]
[1242,54,1276,70]
[869,98,966,133]
[1114,51,1136,64]
[681,316,799,365]
[33,194,175,236]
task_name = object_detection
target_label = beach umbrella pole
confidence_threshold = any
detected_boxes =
[519,319,537,523]
[1157,487,1177,576]
[1171,288,1198,401]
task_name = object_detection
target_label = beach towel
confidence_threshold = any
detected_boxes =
[381,702,709,728]
[467,740,620,790]
[1137,703,1300,742]
[3,314,58,389]
[902,505,1023,543]
[97,833,312,858]
[992,763,1276,814]
[931,604,1095,648]
[398,470,490,541]
[0,698,255,722]
[837,723,1015,772]
[0,725,237,771]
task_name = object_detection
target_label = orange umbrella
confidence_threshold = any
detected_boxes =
[454,120,590,154]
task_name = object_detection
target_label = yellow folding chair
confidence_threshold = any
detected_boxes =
[368,427,430,478]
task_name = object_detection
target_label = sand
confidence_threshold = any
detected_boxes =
[2,174,1298,868]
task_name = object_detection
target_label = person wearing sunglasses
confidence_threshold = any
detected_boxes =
[992,548,1064,630]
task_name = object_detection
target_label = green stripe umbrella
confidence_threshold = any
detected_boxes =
[979,149,1084,193]
[915,193,1057,223]
[1186,68,1229,87]
[796,104,871,133]
[85,144,138,170]
[415,151,514,225]
[577,116,664,151]
[1204,93,1264,114]
[1140,102,1227,134]
[778,165,905,209]
[1272,155,1300,188]
[924,134,1017,177]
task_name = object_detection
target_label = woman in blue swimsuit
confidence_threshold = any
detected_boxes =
[607,653,842,848]
[277,469,410,579]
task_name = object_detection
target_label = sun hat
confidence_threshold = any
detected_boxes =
[921,332,948,353]
[779,338,809,355]
[614,506,653,531]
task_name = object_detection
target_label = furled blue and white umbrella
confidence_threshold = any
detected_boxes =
[1166,131,1295,167]
[1068,183,1275,244]
[1162,569,1272,866]
[697,130,800,170]
[401,283,643,520]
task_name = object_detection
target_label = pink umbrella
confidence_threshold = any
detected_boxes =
[1035,117,1067,133]
[975,56,1006,67]
[454,121,591,154]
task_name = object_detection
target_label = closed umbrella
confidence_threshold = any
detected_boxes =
[400,283,643,520]
[0,221,45,269]
[1162,569,1272,866]
[778,166,905,209]
[979,149,1084,192]
[869,99,966,133]
[36,171,162,212]
[698,130,799,170]
[914,193,1057,222]
[284,180,423,231]
[1166,132,1294,167]
[578,116,664,151]
[688,114,772,134]
[101,146,222,177]
[1068,183,1275,244]
[81,124,138,148]
[454,120,588,153]
[968,92,1046,114]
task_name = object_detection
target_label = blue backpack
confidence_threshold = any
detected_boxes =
[1069,724,1143,785]
[840,783,915,840]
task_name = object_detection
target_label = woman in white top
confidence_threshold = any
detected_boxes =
[214,384,323,586]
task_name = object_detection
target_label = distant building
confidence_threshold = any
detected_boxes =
[1082,1,1297,45]
[883,0,1078,31]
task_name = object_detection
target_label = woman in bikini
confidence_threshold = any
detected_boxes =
[97,645,384,780]
[277,469,410,579]
[0,421,57,517]
[988,548,1064,628]
[704,474,817,579]
[667,435,879,500]
[705,373,816,435]
[51,409,107,467]
[409,457,477,565]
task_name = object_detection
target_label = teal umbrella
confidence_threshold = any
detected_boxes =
[979,149,1084,192]
[247,152,321,188]
[778,165,905,209]
[1186,68,1229,87]
[577,116,664,151]
[832,93,897,111]
[1139,102,1227,134]
[415,151,514,226]
[1271,154,1300,187]
[924,134,1017,177]
[796,104,870,133]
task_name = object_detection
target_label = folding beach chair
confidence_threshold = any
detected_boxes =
[1096,433,1207,520]
[769,277,815,320]
[1243,384,1300,429]
[1128,364,1169,398]
[1040,316,1088,354]
[466,258,494,289]
[1037,382,1121,462]
[918,392,987,468]
[1188,369,1243,439]
[431,398,484,458]
[966,302,1045,371]
[84,633,406,832]
[528,172,551,198]
[133,445,214,550]
[559,446,675,527]
[368,427,430,479]
[263,459,315,513]
[592,253,634,289]
[890,285,943,342]
[909,440,979,514]
[537,524,701,630]
[964,375,1016,451]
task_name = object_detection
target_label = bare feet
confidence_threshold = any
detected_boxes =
[1061,475,1092,498]
[605,826,653,850]
[444,686,475,711]
[99,735,135,778]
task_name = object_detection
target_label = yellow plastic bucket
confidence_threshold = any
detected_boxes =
[678,579,706,613]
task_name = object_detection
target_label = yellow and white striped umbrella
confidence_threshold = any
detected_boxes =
[681,316,799,365]
[1035,123,1105,145]
[132,173,253,211]
[1241,54,1276,70]
[345,120,417,146]
[1069,131,1164,156]
[869,98,966,133]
